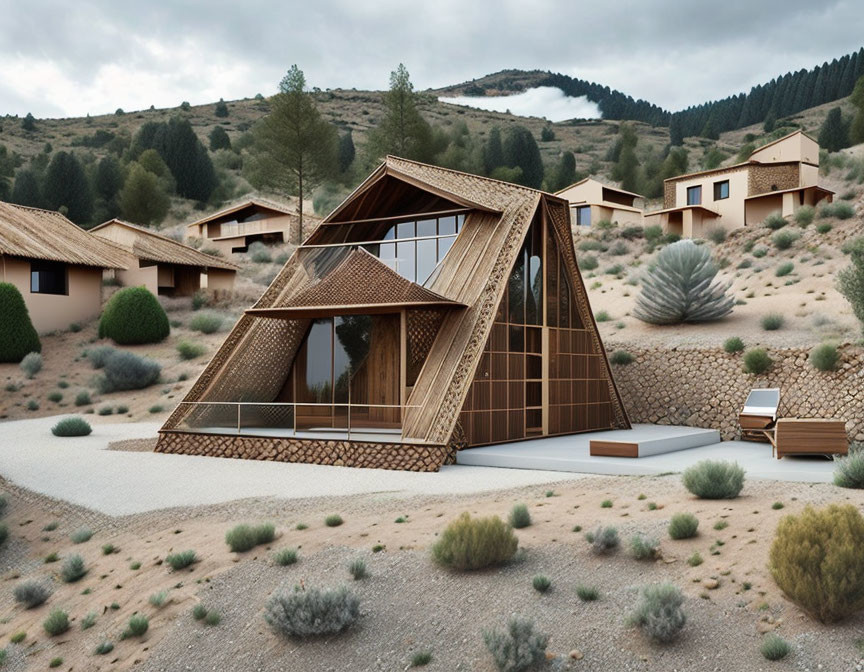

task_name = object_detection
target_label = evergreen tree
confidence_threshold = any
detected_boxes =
[245,65,338,243]
[368,64,433,161]
[209,126,231,151]
[10,169,41,207]
[818,107,850,153]
[0,145,17,201]
[214,98,229,118]
[483,126,505,175]
[610,123,640,192]
[119,163,170,226]
[337,130,355,173]
[43,152,93,225]
[501,125,544,188]
[94,156,124,202]
[21,113,35,132]
[763,109,777,133]
[549,151,577,191]
[850,75,864,145]
[668,115,684,146]
[700,115,719,140]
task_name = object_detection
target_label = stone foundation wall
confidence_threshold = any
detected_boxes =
[612,345,864,442]
[155,432,453,472]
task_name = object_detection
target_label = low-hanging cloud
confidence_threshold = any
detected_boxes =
[438,87,601,122]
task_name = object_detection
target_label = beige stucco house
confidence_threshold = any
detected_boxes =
[185,198,319,255]
[556,178,644,231]
[91,219,238,297]
[0,202,128,333]
[644,131,833,238]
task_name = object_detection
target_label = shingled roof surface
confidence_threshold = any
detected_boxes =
[0,201,128,268]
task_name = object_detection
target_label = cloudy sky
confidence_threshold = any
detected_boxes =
[2,0,863,119]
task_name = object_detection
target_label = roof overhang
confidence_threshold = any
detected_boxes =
[645,204,721,217]
[745,185,835,201]
[246,301,465,319]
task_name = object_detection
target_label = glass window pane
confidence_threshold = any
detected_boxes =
[416,239,437,285]
[334,315,372,404]
[417,219,436,237]
[396,241,415,281]
[527,252,542,325]
[438,216,456,235]
[382,226,396,240]
[456,214,465,232]
[397,221,415,239]
[298,318,333,404]
[687,186,702,205]
[508,247,526,324]
[437,235,455,262]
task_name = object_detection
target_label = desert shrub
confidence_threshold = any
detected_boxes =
[177,341,206,360]
[86,345,115,369]
[123,614,149,638]
[19,352,42,378]
[482,615,548,672]
[51,417,92,437]
[509,503,532,529]
[80,611,96,630]
[585,526,619,554]
[723,336,744,353]
[26,400,38,411]
[49,658,62,668]
[594,310,610,322]
[192,604,208,620]
[609,240,629,256]
[204,610,221,626]
[532,575,551,593]
[70,527,92,543]
[817,222,833,234]
[834,452,864,488]
[579,239,604,251]
[760,633,791,660]
[628,583,686,643]
[225,523,275,552]
[431,512,518,571]
[820,201,854,220]
[794,205,815,227]
[775,261,794,277]
[47,391,62,403]
[579,255,598,271]
[763,213,787,230]
[10,631,24,643]
[633,240,733,324]
[99,351,161,392]
[274,548,298,566]
[809,343,839,371]
[743,348,773,374]
[248,241,272,263]
[411,650,433,667]
[752,246,768,258]
[687,551,703,567]
[60,554,87,583]
[74,390,91,406]
[630,534,660,560]
[668,513,699,540]
[148,590,169,608]
[165,550,197,570]
[189,312,223,334]
[576,585,599,601]
[95,641,114,655]
[264,586,360,638]
[99,287,169,345]
[13,580,51,608]
[0,283,41,363]
[706,227,727,244]
[325,514,343,527]
[97,406,113,416]
[770,504,864,622]
[772,229,799,250]
[43,609,69,636]
[837,237,864,337]
[610,350,634,365]
[348,558,368,580]
[761,313,785,330]
[682,460,745,498]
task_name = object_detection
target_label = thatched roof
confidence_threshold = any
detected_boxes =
[186,197,317,229]
[0,201,128,268]
[90,219,238,271]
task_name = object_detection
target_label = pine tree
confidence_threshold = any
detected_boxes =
[483,126,505,175]
[818,107,850,153]
[156,117,217,202]
[209,126,231,151]
[610,123,640,192]
[245,65,338,243]
[549,151,576,191]
[21,113,35,132]
[337,130,355,173]
[94,156,125,202]
[119,163,170,226]
[763,109,777,133]
[502,126,544,188]
[10,169,41,207]
[368,64,433,161]
[850,75,864,145]
[668,115,684,146]
[214,98,229,118]
[43,151,93,225]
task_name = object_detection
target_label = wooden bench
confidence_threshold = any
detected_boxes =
[771,418,848,459]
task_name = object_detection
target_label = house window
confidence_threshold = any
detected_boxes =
[713,180,729,200]
[30,260,68,295]
[686,186,702,206]
[575,206,591,227]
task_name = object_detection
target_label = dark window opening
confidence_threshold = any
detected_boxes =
[30,260,68,295]
[713,180,729,201]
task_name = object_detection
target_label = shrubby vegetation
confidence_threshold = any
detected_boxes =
[837,237,864,336]
[51,417,92,437]
[628,583,686,643]
[225,523,276,553]
[743,348,772,374]
[809,343,839,371]
[98,350,161,392]
[482,615,548,672]
[264,586,360,637]
[508,503,532,529]
[668,513,699,540]
[682,460,745,499]
[585,526,619,554]
[99,287,169,345]
[834,451,864,489]
[13,581,51,608]
[0,283,40,363]
[431,513,518,570]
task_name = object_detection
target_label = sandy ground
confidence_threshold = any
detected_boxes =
[0,471,863,671]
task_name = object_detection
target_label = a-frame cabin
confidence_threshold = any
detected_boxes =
[157,157,630,471]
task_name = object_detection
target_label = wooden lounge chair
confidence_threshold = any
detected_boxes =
[771,418,848,459]
[738,388,780,442]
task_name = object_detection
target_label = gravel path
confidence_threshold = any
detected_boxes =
[0,416,588,516]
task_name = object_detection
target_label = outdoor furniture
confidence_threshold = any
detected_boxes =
[771,418,848,459]
[739,388,780,442]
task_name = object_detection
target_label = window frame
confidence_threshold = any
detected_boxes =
[686,185,702,206]
[30,260,69,296]
[575,206,591,227]
[713,180,730,201]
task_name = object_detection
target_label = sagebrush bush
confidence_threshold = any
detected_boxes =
[51,417,92,437]
[706,227,727,244]
[610,350,634,365]
[248,241,272,263]
[0,523,8,547]
[668,513,699,540]
[576,585,599,601]
[411,650,433,667]
[19,352,42,378]
[579,255,598,271]
[834,451,864,489]
[189,312,223,334]
[274,548,298,566]
[165,550,197,570]
[99,351,161,392]
[74,390,91,407]
[70,527,92,543]
[225,523,275,552]
[348,558,368,580]
[13,580,51,608]
[763,213,787,230]
[123,614,149,638]
[532,575,551,593]
[482,615,548,672]
[820,201,854,220]
[743,348,773,374]
[509,503,532,529]
[60,554,87,583]
[770,504,864,622]
[264,586,360,638]
[149,590,169,608]
[838,237,864,337]
[723,336,744,353]
[585,526,619,554]
[794,205,815,227]
[325,514,343,527]
[760,633,791,660]
[682,460,745,498]
[0,283,41,363]
[630,534,660,560]
[633,240,733,324]
[431,512,518,570]
[629,583,686,643]
[775,261,794,277]
[809,343,839,371]
[99,287,170,345]
[177,341,206,360]
[86,345,115,369]
[772,229,799,250]
[95,641,114,655]
[761,313,785,331]
[43,609,69,636]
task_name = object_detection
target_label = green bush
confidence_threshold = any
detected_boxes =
[760,633,791,660]
[70,527,92,543]
[509,503,532,529]
[594,310,611,322]
[248,241,272,263]
[165,550,198,570]
[772,229,799,250]
[99,287,169,345]
[770,504,864,622]
[723,336,744,353]
[810,343,839,371]
[86,345,115,369]
[95,641,114,655]
[752,246,768,258]
[60,554,87,582]
[610,350,634,365]
[576,585,599,601]
[43,609,69,636]
[74,390,91,407]
[585,526,619,554]
[630,534,660,559]
[99,351,161,392]
[794,205,815,227]
[668,513,699,539]
[628,583,686,643]
[834,452,864,489]
[204,610,221,626]
[706,228,727,244]
[579,255,598,271]
[189,312,223,334]
[325,514,343,527]
[264,586,360,638]
[819,201,855,220]
[0,283,41,363]
[837,237,864,337]
[775,261,794,277]
[19,352,42,378]
[743,348,772,374]
[532,575,551,593]
[483,616,548,672]
[51,417,92,437]
[817,222,833,234]
[431,512,518,571]
[47,391,62,403]
[123,614,149,638]
[763,213,787,230]
[411,650,433,667]
[274,548,298,566]
[148,590,169,608]
[682,460,745,498]
[13,580,51,608]
[225,523,275,552]
[177,341,206,360]
[348,558,368,580]
[761,313,785,331]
